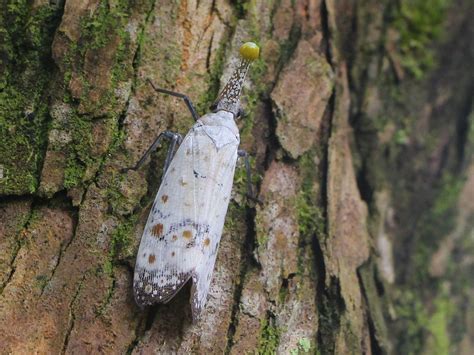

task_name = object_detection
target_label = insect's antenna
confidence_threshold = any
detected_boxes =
[213,42,260,116]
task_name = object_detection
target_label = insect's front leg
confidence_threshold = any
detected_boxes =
[123,131,182,174]
[237,149,262,204]
[147,79,199,122]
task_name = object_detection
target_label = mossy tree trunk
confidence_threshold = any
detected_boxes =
[0,0,472,353]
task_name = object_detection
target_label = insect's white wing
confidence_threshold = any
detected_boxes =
[134,115,239,320]
[133,127,199,306]
[189,122,239,319]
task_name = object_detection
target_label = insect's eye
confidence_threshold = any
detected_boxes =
[210,102,218,111]
[236,108,245,119]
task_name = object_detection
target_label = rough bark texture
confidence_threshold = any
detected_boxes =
[0,0,472,354]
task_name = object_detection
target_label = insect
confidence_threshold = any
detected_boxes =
[129,42,260,321]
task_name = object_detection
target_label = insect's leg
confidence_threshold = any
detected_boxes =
[123,131,182,173]
[162,131,182,173]
[146,79,199,121]
[237,150,262,204]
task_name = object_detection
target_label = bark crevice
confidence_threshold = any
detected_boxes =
[61,274,86,354]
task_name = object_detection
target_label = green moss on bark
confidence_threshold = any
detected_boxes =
[257,316,281,354]
[195,40,227,116]
[290,338,313,354]
[0,2,63,195]
[110,214,139,261]
[56,1,146,190]
[63,114,94,188]
[392,0,450,78]
[240,55,268,140]
[425,296,452,354]
[411,174,463,281]
[296,152,324,239]
[393,172,464,353]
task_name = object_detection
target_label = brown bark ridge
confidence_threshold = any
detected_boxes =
[0,0,473,353]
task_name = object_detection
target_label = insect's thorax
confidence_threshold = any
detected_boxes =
[198,110,240,139]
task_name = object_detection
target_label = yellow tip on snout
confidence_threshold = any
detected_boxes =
[239,42,260,61]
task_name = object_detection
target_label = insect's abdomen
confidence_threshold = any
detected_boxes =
[133,120,239,319]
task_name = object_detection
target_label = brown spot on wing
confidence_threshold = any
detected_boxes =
[148,254,156,264]
[171,251,176,257]
[183,230,192,239]
[172,235,178,241]
[151,223,164,237]
[204,238,210,247]
[161,195,169,203]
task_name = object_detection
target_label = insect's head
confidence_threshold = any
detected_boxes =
[211,42,260,119]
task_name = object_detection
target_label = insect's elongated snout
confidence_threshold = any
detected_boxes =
[212,42,260,118]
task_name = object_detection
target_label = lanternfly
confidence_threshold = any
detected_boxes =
[127,42,260,321]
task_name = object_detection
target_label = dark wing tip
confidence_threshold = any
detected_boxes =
[133,271,193,307]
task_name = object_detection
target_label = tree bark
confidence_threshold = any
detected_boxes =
[0,0,472,354]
